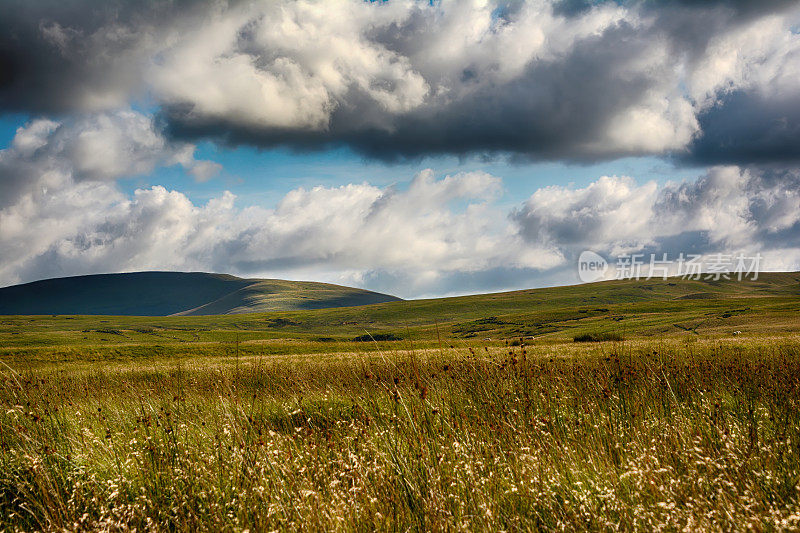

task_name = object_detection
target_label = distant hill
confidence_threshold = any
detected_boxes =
[0,272,402,316]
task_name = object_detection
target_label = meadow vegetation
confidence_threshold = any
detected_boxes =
[573,332,625,343]
[1,274,800,530]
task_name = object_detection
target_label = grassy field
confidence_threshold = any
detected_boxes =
[1,274,800,530]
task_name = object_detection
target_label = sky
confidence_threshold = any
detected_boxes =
[1,0,800,298]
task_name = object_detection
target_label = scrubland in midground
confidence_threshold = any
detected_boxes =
[2,336,800,531]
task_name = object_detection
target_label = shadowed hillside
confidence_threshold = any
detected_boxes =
[0,272,401,316]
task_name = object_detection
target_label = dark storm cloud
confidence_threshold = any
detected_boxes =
[556,0,798,18]
[164,19,659,161]
[342,23,654,161]
[0,0,136,113]
[0,0,220,113]
[684,91,800,166]
[638,231,714,257]
[0,0,799,164]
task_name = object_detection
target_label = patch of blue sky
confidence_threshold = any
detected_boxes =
[173,144,701,210]
[0,113,29,148]
[1,112,702,210]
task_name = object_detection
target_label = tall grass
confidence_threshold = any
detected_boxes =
[1,342,799,531]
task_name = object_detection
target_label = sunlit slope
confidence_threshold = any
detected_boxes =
[174,279,404,315]
[272,271,800,329]
[0,272,401,316]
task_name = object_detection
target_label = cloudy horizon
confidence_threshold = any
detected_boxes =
[2,0,799,298]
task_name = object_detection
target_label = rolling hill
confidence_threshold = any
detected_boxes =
[2,272,799,362]
[0,272,401,316]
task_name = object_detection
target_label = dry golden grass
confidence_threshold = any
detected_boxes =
[2,336,799,531]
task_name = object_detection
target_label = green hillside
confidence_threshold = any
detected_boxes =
[1,272,798,365]
[0,271,401,316]
[173,278,405,315]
